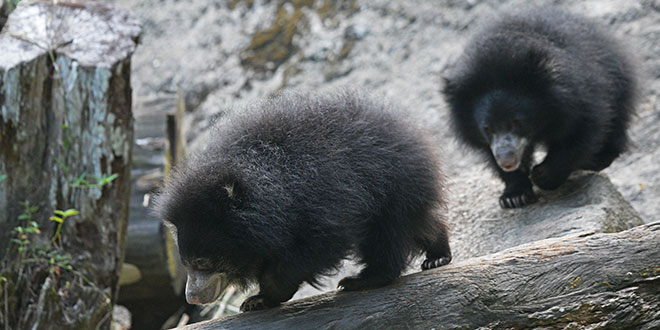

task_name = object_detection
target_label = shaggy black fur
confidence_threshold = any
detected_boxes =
[443,9,637,208]
[156,91,451,311]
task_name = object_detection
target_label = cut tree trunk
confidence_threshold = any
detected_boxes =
[181,222,660,330]
[0,1,140,329]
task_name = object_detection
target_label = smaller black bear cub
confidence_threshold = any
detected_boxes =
[156,91,451,312]
[443,9,637,208]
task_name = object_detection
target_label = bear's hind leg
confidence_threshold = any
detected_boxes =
[418,216,452,270]
[585,124,628,172]
[338,223,408,291]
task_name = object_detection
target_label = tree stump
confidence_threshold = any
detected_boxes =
[181,222,660,330]
[0,1,140,329]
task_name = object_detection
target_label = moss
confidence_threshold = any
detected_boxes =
[317,0,359,22]
[241,0,360,73]
[569,276,582,289]
[228,0,255,10]
[337,39,355,61]
[280,62,303,88]
[554,304,604,325]
[241,4,309,72]
[602,219,626,233]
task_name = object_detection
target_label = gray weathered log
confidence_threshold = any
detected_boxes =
[0,1,139,329]
[180,222,660,330]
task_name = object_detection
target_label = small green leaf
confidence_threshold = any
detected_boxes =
[0,276,7,282]
[29,205,39,213]
[49,216,63,223]
[18,214,30,220]
[30,221,39,228]
[61,124,69,130]
[0,174,6,183]
[105,173,119,183]
[61,209,80,218]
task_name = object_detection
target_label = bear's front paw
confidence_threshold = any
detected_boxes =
[240,295,279,312]
[531,164,567,190]
[499,190,537,208]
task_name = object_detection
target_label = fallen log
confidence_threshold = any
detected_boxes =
[180,222,660,330]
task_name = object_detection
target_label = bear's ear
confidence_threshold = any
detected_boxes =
[222,181,243,209]
[223,183,236,199]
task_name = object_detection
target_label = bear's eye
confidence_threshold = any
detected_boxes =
[192,258,213,271]
[482,124,490,133]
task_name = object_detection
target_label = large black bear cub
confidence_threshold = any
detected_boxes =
[443,9,637,208]
[156,91,451,312]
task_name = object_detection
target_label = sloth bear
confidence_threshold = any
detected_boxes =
[443,9,637,208]
[156,91,451,312]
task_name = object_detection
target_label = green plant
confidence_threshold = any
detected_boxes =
[72,172,119,189]
[9,203,77,277]
[26,247,73,273]
[12,202,40,254]
[3,0,22,12]
[0,174,6,183]
[49,209,79,245]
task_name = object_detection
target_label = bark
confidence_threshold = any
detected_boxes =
[0,1,140,329]
[182,222,660,330]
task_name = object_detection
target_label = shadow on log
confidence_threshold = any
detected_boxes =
[180,222,660,330]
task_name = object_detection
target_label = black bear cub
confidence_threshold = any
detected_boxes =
[156,91,451,312]
[443,9,637,208]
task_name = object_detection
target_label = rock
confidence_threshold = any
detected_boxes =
[447,172,645,259]
[111,305,132,330]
